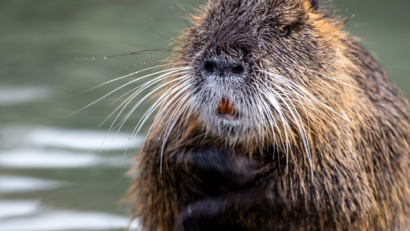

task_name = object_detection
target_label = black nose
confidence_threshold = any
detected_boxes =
[202,60,245,77]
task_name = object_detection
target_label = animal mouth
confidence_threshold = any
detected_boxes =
[217,98,238,121]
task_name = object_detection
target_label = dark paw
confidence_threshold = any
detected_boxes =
[187,146,258,187]
[177,198,224,231]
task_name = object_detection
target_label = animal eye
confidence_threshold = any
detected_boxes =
[279,26,291,37]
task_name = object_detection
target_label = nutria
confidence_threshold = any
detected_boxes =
[127,0,410,230]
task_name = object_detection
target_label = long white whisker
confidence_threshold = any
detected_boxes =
[260,85,292,169]
[261,71,350,122]
[103,69,190,156]
[253,80,282,156]
[136,84,192,185]
[98,69,189,152]
[115,73,191,140]
[135,85,188,165]
[71,67,188,115]
[109,67,187,106]
[87,63,177,91]
[159,91,192,184]
[100,68,189,129]
[266,82,312,174]
[75,63,178,98]
[109,69,190,129]
[269,78,315,117]
[123,81,191,163]
[133,81,191,140]
[137,80,192,147]
[322,75,362,92]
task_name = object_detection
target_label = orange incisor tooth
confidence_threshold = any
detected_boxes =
[218,98,236,114]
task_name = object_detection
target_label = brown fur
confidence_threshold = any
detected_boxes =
[128,0,410,230]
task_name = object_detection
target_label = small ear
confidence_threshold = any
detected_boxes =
[309,0,319,10]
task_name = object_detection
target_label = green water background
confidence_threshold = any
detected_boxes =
[0,0,408,230]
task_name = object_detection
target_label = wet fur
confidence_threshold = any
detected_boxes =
[128,0,410,230]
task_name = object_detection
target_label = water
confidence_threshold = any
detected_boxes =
[0,1,409,230]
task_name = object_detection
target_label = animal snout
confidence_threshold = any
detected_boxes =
[201,59,245,78]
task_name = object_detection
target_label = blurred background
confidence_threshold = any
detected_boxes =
[0,0,408,230]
